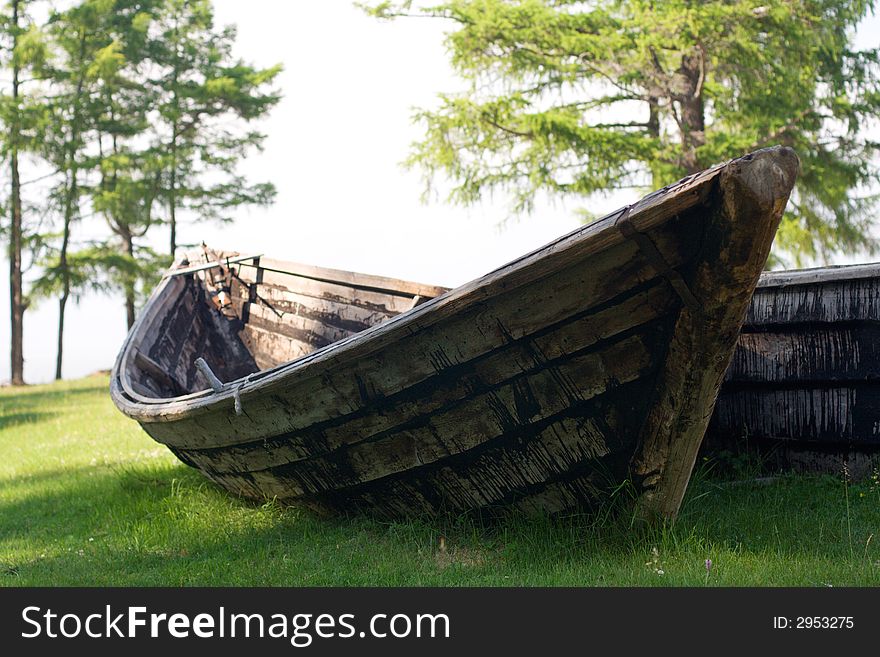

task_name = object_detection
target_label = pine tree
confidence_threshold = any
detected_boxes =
[148,0,281,257]
[367,0,880,265]
[0,0,48,384]
[38,0,109,378]
[91,33,160,330]
[12,0,282,371]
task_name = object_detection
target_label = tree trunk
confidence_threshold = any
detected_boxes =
[169,158,177,256]
[8,0,25,386]
[9,147,24,386]
[169,124,177,255]
[126,294,136,330]
[169,196,176,256]
[169,56,180,257]
[55,32,88,380]
[55,294,67,380]
[677,49,706,175]
[124,229,136,330]
[647,96,660,188]
[56,173,75,380]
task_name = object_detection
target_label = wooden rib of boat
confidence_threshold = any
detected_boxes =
[708,262,880,477]
[110,146,798,519]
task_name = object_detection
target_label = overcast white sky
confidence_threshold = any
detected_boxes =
[2,1,879,384]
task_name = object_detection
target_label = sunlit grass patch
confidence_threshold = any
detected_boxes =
[1,375,878,586]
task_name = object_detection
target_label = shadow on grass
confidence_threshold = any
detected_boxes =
[0,411,59,431]
[0,459,389,585]
[0,380,108,436]
[2,451,879,585]
[0,380,109,410]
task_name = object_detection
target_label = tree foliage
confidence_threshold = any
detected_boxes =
[0,0,50,384]
[368,0,880,265]
[1,0,281,381]
[147,0,281,255]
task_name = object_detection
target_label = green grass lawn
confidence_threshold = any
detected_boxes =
[1,374,878,586]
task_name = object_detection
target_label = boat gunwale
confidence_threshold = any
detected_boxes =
[110,157,728,422]
[757,262,880,289]
[233,255,451,299]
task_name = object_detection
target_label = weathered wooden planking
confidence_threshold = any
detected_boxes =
[711,262,880,454]
[237,256,449,299]
[199,382,648,516]
[745,278,880,325]
[238,323,314,372]
[726,325,880,383]
[111,146,799,519]
[233,331,658,500]
[231,268,422,316]
[180,321,666,493]
[140,215,698,450]
[230,289,400,369]
[145,277,257,394]
[226,256,444,370]
[136,252,422,394]
[756,262,880,288]
[712,386,880,444]
[238,286,398,333]
[175,282,677,475]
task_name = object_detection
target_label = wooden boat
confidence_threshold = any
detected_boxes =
[708,262,880,478]
[110,146,798,519]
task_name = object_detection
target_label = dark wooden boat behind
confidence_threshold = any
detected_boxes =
[709,262,880,477]
[110,146,798,519]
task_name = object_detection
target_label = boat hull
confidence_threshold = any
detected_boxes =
[111,147,799,518]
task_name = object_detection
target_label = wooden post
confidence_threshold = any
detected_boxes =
[194,357,225,393]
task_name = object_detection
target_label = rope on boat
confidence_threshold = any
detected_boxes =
[614,205,702,314]
[233,386,244,416]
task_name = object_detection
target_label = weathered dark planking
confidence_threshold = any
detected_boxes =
[111,147,798,519]
[140,213,701,450]
[200,381,650,516]
[707,262,880,477]
[726,326,880,383]
[713,386,880,444]
[711,263,880,450]
[745,278,880,326]
[176,282,677,475]
[183,325,666,497]
[145,276,257,396]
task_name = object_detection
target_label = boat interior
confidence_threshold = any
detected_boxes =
[122,247,449,400]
